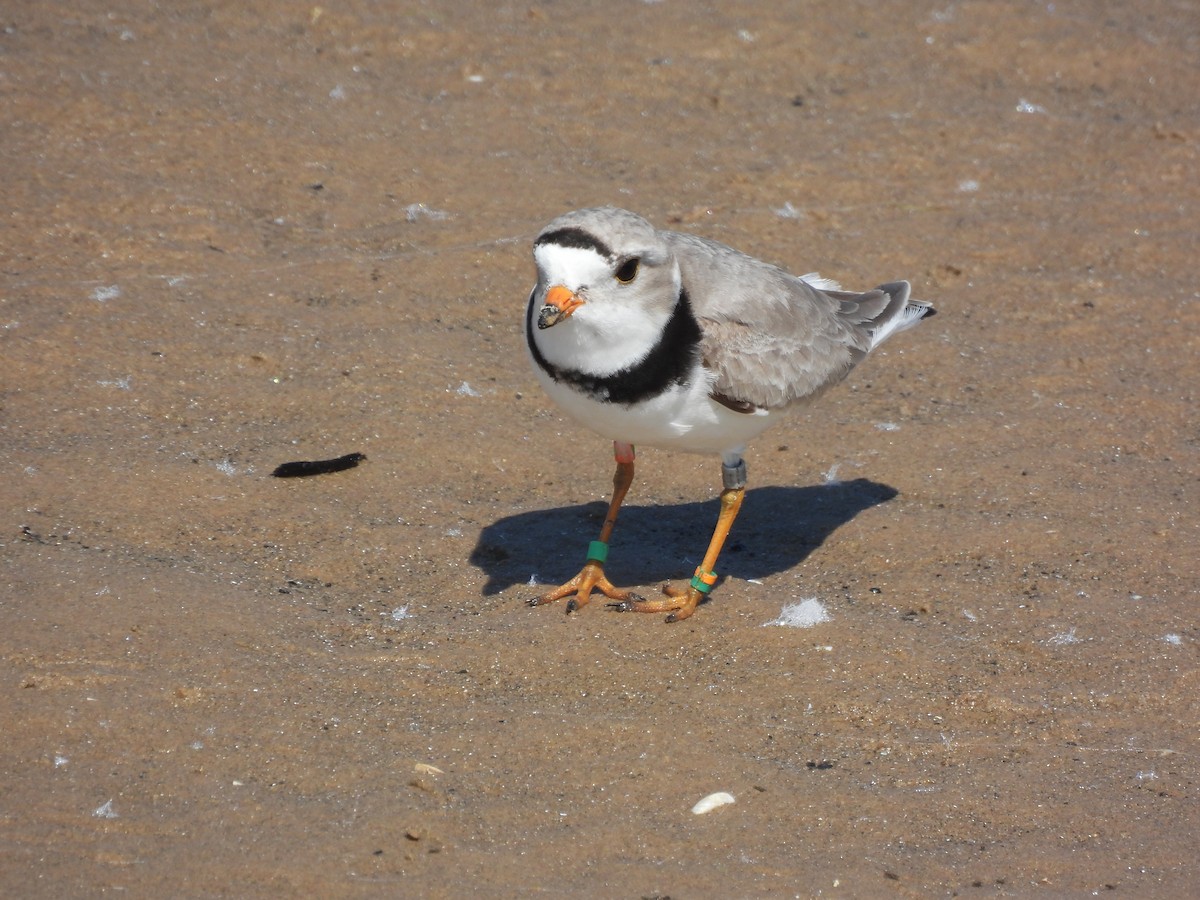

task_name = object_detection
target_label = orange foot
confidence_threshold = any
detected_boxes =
[528,561,643,614]
[607,582,705,623]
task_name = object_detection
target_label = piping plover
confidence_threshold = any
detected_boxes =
[525,206,934,622]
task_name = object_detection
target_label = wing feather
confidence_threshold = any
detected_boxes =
[665,231,930,411]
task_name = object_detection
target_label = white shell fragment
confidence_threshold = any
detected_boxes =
[93,799,119,819]
[691,791,736,815]
[764,598,831,628]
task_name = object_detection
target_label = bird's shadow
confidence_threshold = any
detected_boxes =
[471,478,898,596]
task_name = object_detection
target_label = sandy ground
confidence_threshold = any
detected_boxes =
[3,0,1198,896]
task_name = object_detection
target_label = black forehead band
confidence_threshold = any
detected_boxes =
[534,227,614,261]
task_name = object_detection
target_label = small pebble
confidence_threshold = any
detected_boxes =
[691,791,735,814]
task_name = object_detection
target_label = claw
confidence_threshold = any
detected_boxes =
[608,584,704,622]
[529,560,635,613]
[605,592,645,612]
[665,604,697,623]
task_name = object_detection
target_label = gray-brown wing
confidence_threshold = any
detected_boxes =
[666,231,893,410]
[698,307,869,411]
[699,283,919,411]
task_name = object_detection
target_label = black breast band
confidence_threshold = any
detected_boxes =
[526,289,703,406]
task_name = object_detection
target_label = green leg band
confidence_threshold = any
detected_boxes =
[586,541,609,564]
[690,569,718,593]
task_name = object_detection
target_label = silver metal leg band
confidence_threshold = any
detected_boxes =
[721,459,748,490]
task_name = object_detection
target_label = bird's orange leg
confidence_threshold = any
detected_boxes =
[529,442,640,613]
[610,458,747,622]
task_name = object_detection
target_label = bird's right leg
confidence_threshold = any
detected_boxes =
[610,457,747,622]
[529,441,641,613]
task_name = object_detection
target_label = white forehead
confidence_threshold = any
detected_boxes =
[534,243,612,287]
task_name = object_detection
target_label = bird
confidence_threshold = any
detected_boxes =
[523,206,934,622]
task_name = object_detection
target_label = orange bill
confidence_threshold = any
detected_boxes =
[537,284,585,329]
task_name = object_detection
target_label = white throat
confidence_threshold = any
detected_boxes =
[532,244,679,377]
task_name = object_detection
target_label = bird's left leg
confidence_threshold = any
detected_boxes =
[529,441,640,613]
[611,456,747,623]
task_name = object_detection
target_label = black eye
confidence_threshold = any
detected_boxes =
[614,257,640,284]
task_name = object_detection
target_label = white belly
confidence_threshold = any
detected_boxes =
[533,366,779,456]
